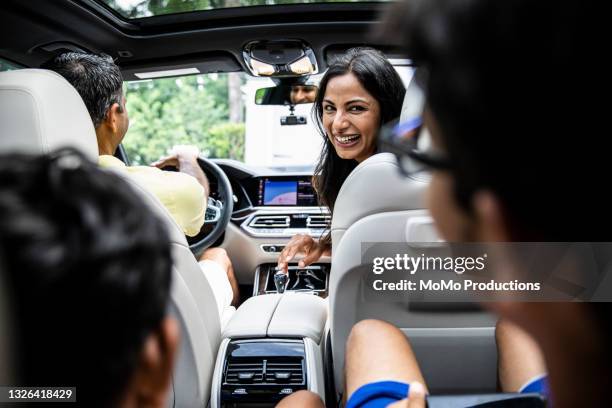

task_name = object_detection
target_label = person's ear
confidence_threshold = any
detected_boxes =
[106,102,124,134]
[124,317,180,408]
[471,190,513,242]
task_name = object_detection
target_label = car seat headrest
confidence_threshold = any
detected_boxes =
[0,69,98,159]
[331,153,428,248]
[400,72,425,123]
[398,69,433,173]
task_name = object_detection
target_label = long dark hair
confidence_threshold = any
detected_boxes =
[312,47,406,245]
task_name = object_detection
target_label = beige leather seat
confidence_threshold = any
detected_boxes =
[328,79,497,397]
[0,69,222,407]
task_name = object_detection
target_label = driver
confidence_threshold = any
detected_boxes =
[43,52,239,309]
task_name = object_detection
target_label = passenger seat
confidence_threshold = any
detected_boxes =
[327,76,497,397]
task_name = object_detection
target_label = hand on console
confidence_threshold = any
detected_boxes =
[276,234,330,274]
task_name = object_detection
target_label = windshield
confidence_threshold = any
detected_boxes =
[123,72,324,170]
[123,66,413,170]
[101,0,389,19]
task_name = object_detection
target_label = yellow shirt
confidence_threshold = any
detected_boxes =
[99,155,205,237]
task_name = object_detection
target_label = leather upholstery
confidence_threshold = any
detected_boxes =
[0,69,98,159]
[223,293,328,344]
[331,152,429,248]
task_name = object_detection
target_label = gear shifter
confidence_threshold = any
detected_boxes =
[274,268,289,294]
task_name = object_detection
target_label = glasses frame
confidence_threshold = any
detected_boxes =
[378,117,452,176]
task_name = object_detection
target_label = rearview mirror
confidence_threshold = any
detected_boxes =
[255,85,318,105]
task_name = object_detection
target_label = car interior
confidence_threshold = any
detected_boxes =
[0,1,545,407]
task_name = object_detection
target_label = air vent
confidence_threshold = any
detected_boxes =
[225,358,264,384]
[224,357,304,386]
[306,215,331,228]
[265,358,305,384]
[249,215,290,228]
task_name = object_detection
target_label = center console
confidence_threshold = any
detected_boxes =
[211,293,328,408]
[254,264,329,297]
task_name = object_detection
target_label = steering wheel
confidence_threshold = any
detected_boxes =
[188,156,234,254]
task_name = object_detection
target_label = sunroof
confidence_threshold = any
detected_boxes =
[101,0,384,19]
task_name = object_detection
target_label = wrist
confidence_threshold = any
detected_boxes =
[177,156,198,167]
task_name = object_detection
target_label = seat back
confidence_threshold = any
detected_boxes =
[121,177,222,408]
[328,79,497,396]
[0,69,221,407]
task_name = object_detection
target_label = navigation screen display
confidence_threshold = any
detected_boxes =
[263,180,298,205]
[256,177,318,206]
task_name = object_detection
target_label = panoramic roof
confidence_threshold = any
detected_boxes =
[101,0,388,19]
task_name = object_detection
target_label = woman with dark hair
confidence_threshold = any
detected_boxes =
[277,47,406,273]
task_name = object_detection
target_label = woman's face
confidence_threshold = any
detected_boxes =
[322,73,381,163]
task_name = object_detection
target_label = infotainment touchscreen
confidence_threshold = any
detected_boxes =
[256,177,318,206]
[263,180,298,205]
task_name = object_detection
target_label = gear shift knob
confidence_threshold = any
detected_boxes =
[274,269,289,294]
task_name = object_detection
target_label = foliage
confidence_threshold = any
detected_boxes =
[103,0,368,18]
[206,122,245,161]
[123,73,245,165]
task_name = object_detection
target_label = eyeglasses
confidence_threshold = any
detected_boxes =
[377,67,451,176]
[378,117,452,177]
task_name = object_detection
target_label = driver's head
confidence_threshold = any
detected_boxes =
[0,149,178,407]
[42,52,129,155]
[290,85,317,104]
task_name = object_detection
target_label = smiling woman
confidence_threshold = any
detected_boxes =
[321,72,381,163]
[276,47,406,272]
[312,47,406,220]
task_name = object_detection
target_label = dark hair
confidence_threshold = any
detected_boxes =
[0,149,172,407]
[313,47,406,244]
[382,0,610,241]
[42,52,124,128]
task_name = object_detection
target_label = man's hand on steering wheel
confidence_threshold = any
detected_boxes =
[150,145,233,253]
[150,146,234,254]
[151,145,210,197]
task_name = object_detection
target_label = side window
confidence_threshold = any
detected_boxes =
[0,57,21,72]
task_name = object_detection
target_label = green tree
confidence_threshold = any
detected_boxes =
[206,122,246,160]
[102,0,365,18]
[123,73,245,165]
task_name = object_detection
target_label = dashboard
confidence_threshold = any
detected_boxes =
[208,160,330,240]
[192,159,333,286]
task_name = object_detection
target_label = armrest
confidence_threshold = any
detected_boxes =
[222,294,282,338]
[268,293,328,344]
[221,293,328,343]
